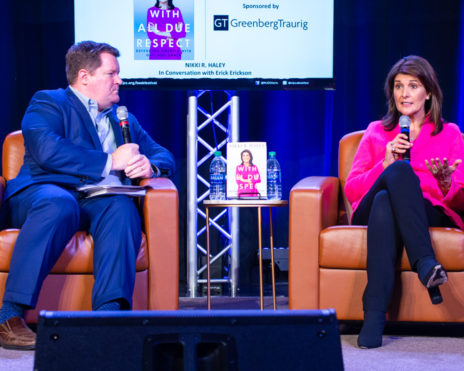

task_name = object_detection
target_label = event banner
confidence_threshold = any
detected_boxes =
[75,0,334,87]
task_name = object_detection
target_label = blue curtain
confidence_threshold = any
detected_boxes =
[2,0,463,289]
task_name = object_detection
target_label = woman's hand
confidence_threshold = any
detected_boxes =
[425,157,462,195]
[383,133,412,169]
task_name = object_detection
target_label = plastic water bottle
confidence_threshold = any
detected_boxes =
[209,151,226,200]
[267,151,282,200]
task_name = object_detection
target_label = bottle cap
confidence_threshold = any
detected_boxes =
[269,151,276,157]
[214,151,222,156]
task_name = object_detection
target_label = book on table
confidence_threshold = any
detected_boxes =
[226,142,267,200]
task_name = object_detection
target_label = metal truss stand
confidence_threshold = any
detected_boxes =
[187,90,240,297]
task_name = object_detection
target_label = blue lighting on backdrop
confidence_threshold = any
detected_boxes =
[323,90,335,176]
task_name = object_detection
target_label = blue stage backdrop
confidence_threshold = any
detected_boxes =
[1,0,463,291]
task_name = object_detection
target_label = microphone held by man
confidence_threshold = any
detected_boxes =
[117,105,132,144]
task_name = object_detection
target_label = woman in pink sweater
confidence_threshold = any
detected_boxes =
[345,56,464,349]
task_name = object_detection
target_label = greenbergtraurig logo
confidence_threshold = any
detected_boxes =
[213,15,229,31]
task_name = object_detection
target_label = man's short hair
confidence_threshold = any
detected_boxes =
[65,41,120,85]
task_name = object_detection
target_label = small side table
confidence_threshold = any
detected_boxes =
[204,199,288,310]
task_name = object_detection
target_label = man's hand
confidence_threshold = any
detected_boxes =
[111,143,140,171]
[124,154,154,179]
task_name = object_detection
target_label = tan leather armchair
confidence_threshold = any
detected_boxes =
[289,130,464,322]
[0,131,179,322]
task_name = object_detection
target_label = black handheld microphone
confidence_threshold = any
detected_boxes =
[116,106,132,144]
[399,115,411,162]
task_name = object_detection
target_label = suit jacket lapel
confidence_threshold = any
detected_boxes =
[65,87,102,150]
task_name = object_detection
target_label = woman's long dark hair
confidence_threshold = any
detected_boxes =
[240,149,254,166]
[155,0,174,9]
[382,55,444,135]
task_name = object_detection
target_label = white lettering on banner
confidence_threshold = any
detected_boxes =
[214,18,228,29]
[149,9,180,18]
[165,23,188,33]
[146,23,190,33]
[134,39,191,48]
[150,38,190,48]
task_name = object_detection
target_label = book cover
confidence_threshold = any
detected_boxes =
[227,142,267,199]
[134,0,194,60]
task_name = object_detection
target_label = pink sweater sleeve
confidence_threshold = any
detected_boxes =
[344,123,387,207]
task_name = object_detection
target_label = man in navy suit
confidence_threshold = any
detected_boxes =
[0,41,175,350]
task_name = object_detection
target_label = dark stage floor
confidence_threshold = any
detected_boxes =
[179,295,464,339]
[179,268,464,338]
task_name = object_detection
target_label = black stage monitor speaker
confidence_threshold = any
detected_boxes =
[34,309,343,371]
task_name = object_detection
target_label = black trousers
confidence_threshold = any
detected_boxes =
[351,161,454,312]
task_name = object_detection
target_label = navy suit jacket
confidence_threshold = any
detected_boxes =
[5,87,175,200]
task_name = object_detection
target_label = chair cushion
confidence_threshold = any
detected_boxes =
[320,225,464,271]
[0,229,149,273]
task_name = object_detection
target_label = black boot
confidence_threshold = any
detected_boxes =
[427,286,443,305]
[357,311,386,349]
[418,261,447,305]
[422,264,448,288]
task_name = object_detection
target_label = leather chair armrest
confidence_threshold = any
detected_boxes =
[140,177,179,310]
[288,176,340,309]
[0,176,5,208]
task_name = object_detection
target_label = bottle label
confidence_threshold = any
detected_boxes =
[210,174,225,182]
